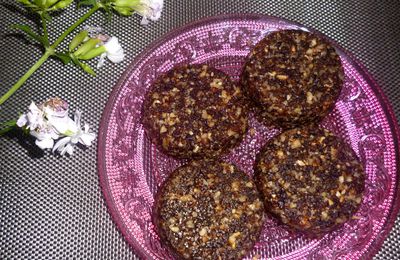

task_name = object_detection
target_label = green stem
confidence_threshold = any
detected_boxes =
[0,51,51,106]
[52,4,100,48]
[0,4,101,105]
[41,13,49,46]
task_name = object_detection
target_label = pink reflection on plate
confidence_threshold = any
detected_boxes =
[98,14,400,259]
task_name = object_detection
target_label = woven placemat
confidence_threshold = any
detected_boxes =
[1,0,399,259]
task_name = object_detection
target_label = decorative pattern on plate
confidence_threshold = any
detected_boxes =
[98,15,400,259]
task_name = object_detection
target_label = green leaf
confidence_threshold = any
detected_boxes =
[77,0,96,8]
[79,62,96,76]
[11,24,46,46]
[55,52,72,64]
[0,120,17,136]
[2,119,17,127]
[71,55,96,76]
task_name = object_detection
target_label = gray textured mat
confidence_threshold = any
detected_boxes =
[1,0,399,259]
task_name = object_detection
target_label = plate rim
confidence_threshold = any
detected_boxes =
[97,13,400,259]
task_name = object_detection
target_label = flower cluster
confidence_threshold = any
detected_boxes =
[110,0,164,25]
[0,0,165,157]
[67,27,125,73]
[16,97,95,155]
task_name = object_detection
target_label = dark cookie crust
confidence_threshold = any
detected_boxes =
[142,64,248,159]
[154,160,264,259]
[241,30,344,129]
[254,127,364,237]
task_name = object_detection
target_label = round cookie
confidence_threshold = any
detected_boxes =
[254,127,364,237]
[142,64,248,159]
[241,30,344,129]
[154,160,264,259]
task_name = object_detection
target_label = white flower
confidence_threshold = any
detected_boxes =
[52,110,96,155]
[137,0,164,25]
[30,127,59,150]
[97,36,125,68]
[16,100,61,149]
[104,37,125,63]
[17,102,45,130]
[111,0,163,25]
[15,97,95,155]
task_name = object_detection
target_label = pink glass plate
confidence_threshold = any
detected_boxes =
[98,14,400,259]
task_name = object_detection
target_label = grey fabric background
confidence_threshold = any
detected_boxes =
[1,0,399,259]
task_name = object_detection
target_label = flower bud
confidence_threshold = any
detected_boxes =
[80,63,95,76]
[78,46,106,60]
[53,0,73,9]
[74,38,101,57]
[113,0,140,8]
[69,30,88,52]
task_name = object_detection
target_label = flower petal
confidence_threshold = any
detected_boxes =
[30,129,48,140]
[140,16,149,25]
[137,0,164,23]
[25,102,45,130]
[107,49,125,63]
[62,144,74,155]
[80,132,96,146]
[52,117,77,136]
[71,135,80,144]
[104,36,125,63]
[60,146,69,156]
[84,123,90,133]
[35,137,54,150]
[97,53,107,68]
[28,101,40,113]
[16,114,28,127]
[83,25,103,38]
[104,37,121,52]
[53,136,71,153]
[51,131,60,140]
[74,110,82,127]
